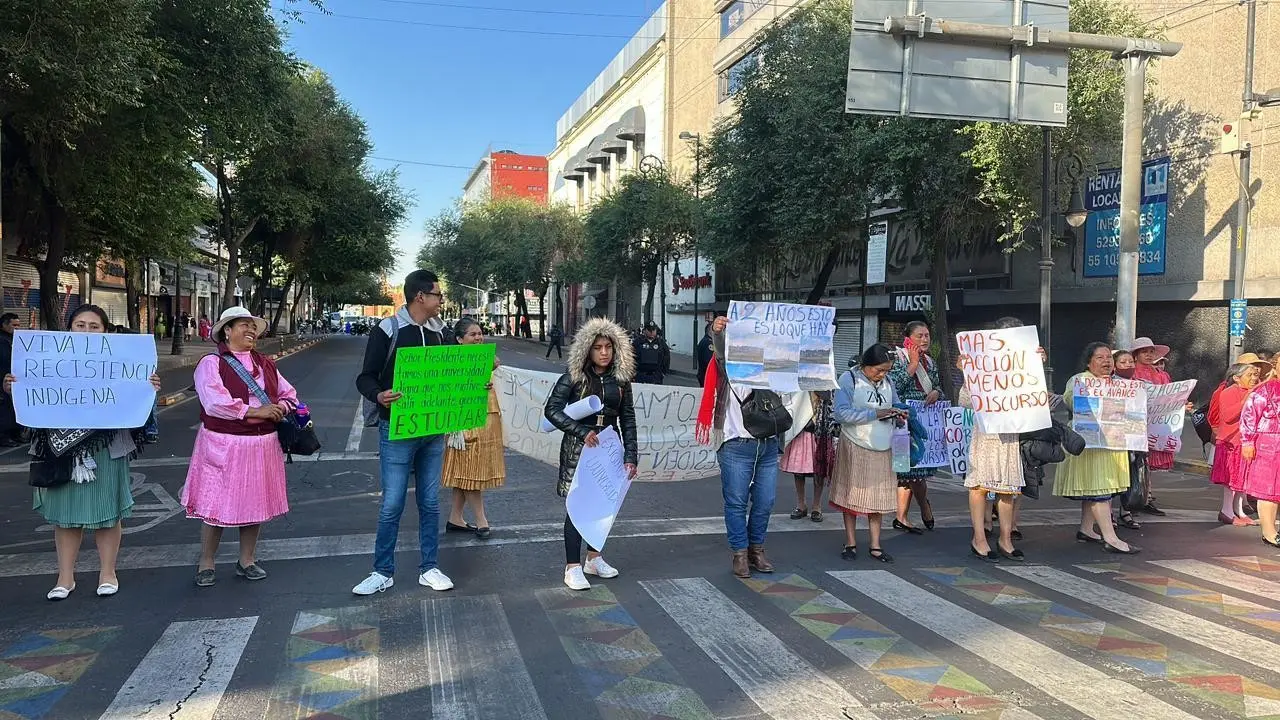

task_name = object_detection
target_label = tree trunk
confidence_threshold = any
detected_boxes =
[805,244,845,305]
[170,259,185,356]
[512,291,531,338]
[929,237,955,401]
[37,193,68,330]
[288,279,309,332]
[269,271,294,336]
[253,233,274,317]
[216,163,260,310]
[124,259,142,332]
[537,282,549,341]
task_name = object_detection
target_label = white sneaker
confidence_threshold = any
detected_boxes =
[419,568,454,591]
[583,556,619,578]
[564,566,591,591]
[352,572,394,596]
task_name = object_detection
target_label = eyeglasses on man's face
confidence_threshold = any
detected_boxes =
[419,291,444,301]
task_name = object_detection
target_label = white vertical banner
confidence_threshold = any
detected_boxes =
[866,220,888,285]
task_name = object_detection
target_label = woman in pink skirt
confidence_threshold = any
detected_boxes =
[1241,375,1280,547]
[183,307,296,587]
[783,391,834,523]
[1210,361,1264,525]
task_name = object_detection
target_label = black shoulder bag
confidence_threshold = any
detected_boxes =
[222,354,322,459]
[729,386,793,440]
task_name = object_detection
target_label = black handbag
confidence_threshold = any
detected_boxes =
[730,387,793,440]
[29,455,72,488]
[221,354,321,458]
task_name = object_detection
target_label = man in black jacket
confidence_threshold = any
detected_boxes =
[633,322,670,384]
[352,269,459,596]
[0,313,19,445]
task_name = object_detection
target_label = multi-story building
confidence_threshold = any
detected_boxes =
[462,150,549,206]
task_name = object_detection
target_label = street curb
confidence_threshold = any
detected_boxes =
[157,391,187,406]
[154,337,325,405]
[1174,457,1211,476]
[266,337,326,362]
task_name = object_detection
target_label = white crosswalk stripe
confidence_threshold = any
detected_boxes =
[8,557,1280,720]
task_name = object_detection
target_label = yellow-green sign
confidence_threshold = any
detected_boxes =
[389,343,495,440]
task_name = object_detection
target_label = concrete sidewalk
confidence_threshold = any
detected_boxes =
[152,334,314,372]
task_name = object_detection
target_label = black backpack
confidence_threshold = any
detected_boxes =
[1191,401,1213,447]
[732,388,793,440]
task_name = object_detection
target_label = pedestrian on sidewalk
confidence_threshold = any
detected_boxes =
[183,306,297,588]
[352,269,457,596]
[198,314,211,342]
[546,323,564,359]
[442,318,504,540]
[696,315,801,578]
[7,305,161,600]
[544,318,638,591]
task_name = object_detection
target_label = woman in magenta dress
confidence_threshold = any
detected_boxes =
[182,306,297,588]
[1210,362,1264,525]
[1241,376,1280,547]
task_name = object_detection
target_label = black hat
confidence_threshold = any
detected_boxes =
[644,321,659,330]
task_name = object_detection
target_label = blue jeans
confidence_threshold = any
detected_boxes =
[374,421,446,576]
[717,437,780,551]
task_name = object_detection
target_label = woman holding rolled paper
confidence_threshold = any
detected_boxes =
[4,305,162,600]
[543,318,638,591]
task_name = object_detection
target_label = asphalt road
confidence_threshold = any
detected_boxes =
[0,335,1275,720]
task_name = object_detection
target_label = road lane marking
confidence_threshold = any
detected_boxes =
[1080,561,1280,635]
[346,401,365,453]
[267,607,378,718]
[641,577,871,720]
[424,595,548,720]
[830,570,1202,720]
[1151,558,1280,600]
[1000,565,1280,674]
[98,617,257,720]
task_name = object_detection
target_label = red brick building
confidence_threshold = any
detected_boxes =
[463,150,548,205]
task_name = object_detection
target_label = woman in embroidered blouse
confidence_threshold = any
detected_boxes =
[182,306,297,588]
[1240,375,1280,547]
[4,305,162,601]
[888,321,942,533]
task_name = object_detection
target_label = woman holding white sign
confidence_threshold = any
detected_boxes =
[4,305,163,600]
[183,307,297,587]
[543,318,637,591]
[1054,342,1138,554]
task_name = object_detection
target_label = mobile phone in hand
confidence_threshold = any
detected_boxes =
[902,337,915,350]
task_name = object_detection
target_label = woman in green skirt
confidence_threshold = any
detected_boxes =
[1054,341,1139,554]
[4,305,162,600]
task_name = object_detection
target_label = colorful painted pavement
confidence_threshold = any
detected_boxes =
[266,607,379,720]
[1079,562,1280,635]
[1221,555,1280,579]
[536,585,713,720]
[921,566,1280,720]
[0,627,118,720]
[743,573,1034,720]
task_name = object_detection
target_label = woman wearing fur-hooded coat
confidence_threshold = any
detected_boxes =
[543,318,639,591]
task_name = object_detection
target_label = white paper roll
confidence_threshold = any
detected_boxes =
[540,395,604,433]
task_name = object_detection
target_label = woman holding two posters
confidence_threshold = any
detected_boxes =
[888,321,941,532]
[441,318,504,539]
[1054,342,1139,554]
[183,307,297,587]
[544,318,638,591]
[5,305,162,600]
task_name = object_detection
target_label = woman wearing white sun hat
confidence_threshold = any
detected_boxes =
[1128,336,1194,515]
[182,306,298,588]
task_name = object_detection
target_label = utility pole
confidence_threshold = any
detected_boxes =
[1039,127,1055,390]
[1113,53,1148,350]
[1228,0,1257,364]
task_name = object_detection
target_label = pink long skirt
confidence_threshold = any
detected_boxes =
[1210,441,1245,492]
[780,431,817,475]
[182,427,289,527]
[1244,436,1280,503]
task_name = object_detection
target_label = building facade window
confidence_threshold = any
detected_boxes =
[717,51,758,102]
[720,0,767,38]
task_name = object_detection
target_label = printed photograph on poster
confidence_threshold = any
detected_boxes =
[943,406,974,476]
[724,300,837,391]
[1146,379,1196,453]
[1072,376,1148,451]
[907,400,950,468]
[12,330,158,429]
[955,326,1051,434]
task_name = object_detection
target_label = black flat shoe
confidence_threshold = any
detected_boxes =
[893,519,924,535]
[1117,513,1142,530]
[869,548,893,563]
[923,517,935,530]
[1263,536,1280,549]
[446,522,476,533]
[1140,502,1166,517]
[1103,541,1141,555]
[921,501,935,530]
[790,508,808,520]
[475,526,491,540]
[841,545,857,561]
[998,547,1025,562]
[971,545,999,562]
[1010,529,1023,541]
[1076,531,1103,544]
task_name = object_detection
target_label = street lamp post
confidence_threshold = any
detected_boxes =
[1038,128,1087,391]
[680,130,702,372]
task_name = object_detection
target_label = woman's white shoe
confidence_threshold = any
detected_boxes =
[96,583,119,597]
[563,566,591,591]
[46,584,75,601]
[583,556,619,578]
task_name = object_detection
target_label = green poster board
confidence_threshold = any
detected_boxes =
[389,343,496,440]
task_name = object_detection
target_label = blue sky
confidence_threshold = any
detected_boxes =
[282,0,668,286]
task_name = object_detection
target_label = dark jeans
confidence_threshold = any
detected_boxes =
[373,421,446,576]
[563,514,598,565]
[717,437,780,551]
[546,342,562,358]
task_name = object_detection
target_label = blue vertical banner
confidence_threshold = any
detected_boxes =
[1082,157,1170,278]
[1230,299,1248,338]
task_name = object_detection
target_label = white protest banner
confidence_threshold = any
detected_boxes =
[907,399,949,468]
[493,366,719,482]
[12,330,157,429]
[1145,379,1196,453]
[565,427,632,550]
[724,300,836,392]
[955,326,1051,434]
[943,406,974,476]
[1072,376,1148,451]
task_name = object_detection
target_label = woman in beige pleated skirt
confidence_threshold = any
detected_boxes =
[442,318,506,539]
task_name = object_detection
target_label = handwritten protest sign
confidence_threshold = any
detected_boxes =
[390,344,495,440]
[495,366,718,482]
[908,400,950,468]
[944,406,975,476]
[566,426,633,549]
[956,326,1051,433]
[1146,379,1196,453]
[724,301,836,392]
[1072,376,1148,451]
[13,330,158,429]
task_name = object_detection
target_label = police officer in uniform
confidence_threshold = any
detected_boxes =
[633,321,670,384]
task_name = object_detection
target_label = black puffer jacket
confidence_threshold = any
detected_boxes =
[543,318,639,496]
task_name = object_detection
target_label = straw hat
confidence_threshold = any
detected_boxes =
[1236,352,1273,371]
[1129,337,1170,360]
[212,306,267,339]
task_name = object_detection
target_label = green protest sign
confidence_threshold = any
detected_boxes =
[389,343,496,440]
